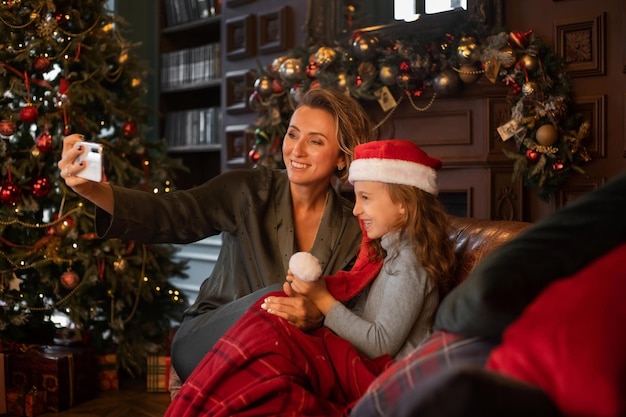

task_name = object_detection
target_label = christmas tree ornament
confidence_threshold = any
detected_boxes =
[432,68,461,96]
[248,148,261,164]
[271,55,287,73]
[0,180,22,206]
[113,257,128,273]
[123,120,138,138]
[305,61,320,78]
[19,104,39,124]
[457,64,482,84]
[248,91,264,112]
[352,32,379,61]
[0,120,17,137]
[535,124,558,146]
[31,176,52,198]
[552,160,564,171]
[35,130,55,152]
[314,46,336,66]
[33,56,51,73]
[456,36,480,64]
[336,72,348,89]
[379,65,397,86]
[520,54,538,72]
[53,215,75,237]
[271,78,284,94]
[522,81,537,97]
[60,270,80,290]
[357,61,377,80]
[509,29,533,49]
[254,75,273,97]
[279,58,303,82]
[525,148,540,163]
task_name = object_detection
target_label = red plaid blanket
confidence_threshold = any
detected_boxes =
[165,292,392,417]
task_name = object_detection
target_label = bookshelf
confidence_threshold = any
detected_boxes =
[159,0,223,189]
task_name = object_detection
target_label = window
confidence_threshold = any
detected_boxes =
[395,0,467,22]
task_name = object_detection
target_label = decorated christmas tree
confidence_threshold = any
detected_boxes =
[0,0,188,376]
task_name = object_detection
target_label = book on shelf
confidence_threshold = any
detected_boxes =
[160,43,221,90]
[164,107,221,148]
[163,0,220,27]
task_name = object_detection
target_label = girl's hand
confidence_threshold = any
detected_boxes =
[260,287,324,331]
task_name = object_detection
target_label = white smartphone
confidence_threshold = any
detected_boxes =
[74,141,103,182]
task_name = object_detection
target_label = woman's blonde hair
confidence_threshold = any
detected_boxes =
[297,88,371,182]
[369,184,456,295]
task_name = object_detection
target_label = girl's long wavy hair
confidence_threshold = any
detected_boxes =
[368,184,456,295]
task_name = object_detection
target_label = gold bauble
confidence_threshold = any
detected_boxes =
[520,54,538,72]
[458,65,481,84]
[535,124,558,146]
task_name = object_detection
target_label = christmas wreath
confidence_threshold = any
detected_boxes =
[247,22,590,202]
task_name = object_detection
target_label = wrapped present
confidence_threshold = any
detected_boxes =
[146,355,171,393]
[6,345,98,412]
[1,353,7,415]
[6,387,47,417]
[96,353,119,391]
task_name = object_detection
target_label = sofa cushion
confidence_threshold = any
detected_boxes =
[486,242,626,417]
[349,330,496,417]
[435,170,626,340]
[374,367,561,417]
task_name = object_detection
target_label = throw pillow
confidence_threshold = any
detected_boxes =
[486,243,626,417]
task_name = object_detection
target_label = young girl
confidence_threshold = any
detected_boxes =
[287,138,456,360]
[165,139,456,417]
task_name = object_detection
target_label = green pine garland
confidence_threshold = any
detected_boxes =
[249,21,590,202]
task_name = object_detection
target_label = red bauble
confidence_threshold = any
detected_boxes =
[0,181,22,206]
[33,56,51,73]
[248,148,260,164]
[552,160,564,171]
[123,120,138,138]
[19,105,39,124]
[60,270,80,290]
[0,120,17,137]
[31,176,52,198]
[53,215,75,237]
[525,148,540,163]
[35,131,55,153]
[509,30,533,49]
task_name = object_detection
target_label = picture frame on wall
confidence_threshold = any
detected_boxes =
[258,6,293,54]
[570,95,606,159]
[554,13,606,78]
[225,69,256,114]
[225,124,254,168]
[225,14,256,60]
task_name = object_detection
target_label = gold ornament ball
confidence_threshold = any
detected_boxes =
[314,47,336,66]
[535,124,558,146]
[279,58,303,82]
[458,65,481,84]
[457,36,480,64]
[520,54,538,72]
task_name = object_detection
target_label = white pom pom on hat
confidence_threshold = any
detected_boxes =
[289,252,323,282]
[348,139,442,195]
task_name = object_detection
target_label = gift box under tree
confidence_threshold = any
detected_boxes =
[96,353,119,391]
[146,355,171,393]
[5,386,47,417]
[5,345,98,412]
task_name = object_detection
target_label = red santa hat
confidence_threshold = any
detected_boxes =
[348,139,442,195]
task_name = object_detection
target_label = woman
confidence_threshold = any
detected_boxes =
[59,88,372,382]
